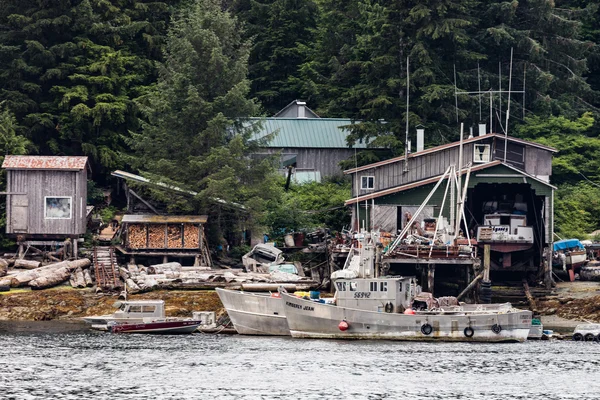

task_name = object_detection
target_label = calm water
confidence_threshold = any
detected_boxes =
[0,321,599,399]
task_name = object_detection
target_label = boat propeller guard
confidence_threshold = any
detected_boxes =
[421,323,433,335]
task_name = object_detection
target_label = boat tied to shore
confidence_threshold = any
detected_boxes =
[279,234,532,342]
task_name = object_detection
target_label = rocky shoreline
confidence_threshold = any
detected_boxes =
[0,288,225,321]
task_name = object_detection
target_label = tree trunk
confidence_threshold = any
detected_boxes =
[83,269,93,287]
[0,259,8,277]
[10,259,91,287]
[147,262,182,274]
[14,259,42,269]
[30,267,74,290]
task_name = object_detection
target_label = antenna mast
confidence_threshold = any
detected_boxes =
[504,47,514,163]
[404,57,410,173]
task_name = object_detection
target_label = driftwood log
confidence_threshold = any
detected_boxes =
[75,268,86,288]
[31,266,77,290]
[125,278,140,293]
[147,262,182,274]
[83,269,93,287]
[14,259,41,269]
[10,259,91,287]
[0,259,8,277]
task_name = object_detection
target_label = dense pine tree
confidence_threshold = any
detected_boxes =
[129,0,279,240]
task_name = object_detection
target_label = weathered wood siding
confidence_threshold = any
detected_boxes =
[351,137,554,197]
[6,169,87,235]
[352,142,480,197]
[263,147,357,177]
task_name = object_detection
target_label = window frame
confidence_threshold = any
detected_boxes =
[44,196,73,220]
[360,176,374,190]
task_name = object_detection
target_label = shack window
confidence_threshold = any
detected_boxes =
[380,282,388,292]
[45,197,72,219]
[129,305,142,313]
[141,306,156,313]
[369,282,378,291]
[361,176,374,190]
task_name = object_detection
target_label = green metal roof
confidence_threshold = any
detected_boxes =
[249,118,370,149]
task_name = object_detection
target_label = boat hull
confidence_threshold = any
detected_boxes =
[216,288,289,336]
[110,320,201,334]
[281,293,532,343]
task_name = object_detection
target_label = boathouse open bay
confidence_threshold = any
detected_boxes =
[0,323,599,400]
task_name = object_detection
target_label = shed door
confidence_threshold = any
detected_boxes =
[11,195,28,232]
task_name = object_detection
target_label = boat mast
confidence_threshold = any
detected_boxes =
[455,123,464,237]
[504,47,514,163]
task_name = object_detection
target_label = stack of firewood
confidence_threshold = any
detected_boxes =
[148,225,166,248]
[167,225,183,248]
[128,224,146,249]
[183,224,199,248]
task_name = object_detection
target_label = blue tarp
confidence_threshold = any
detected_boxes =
[553,239,584,252]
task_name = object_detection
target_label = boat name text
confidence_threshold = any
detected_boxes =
[354,292,371,299]
[285,302,314,311]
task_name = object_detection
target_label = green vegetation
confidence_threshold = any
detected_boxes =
[0,0,599,241]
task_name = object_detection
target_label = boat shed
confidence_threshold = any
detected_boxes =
[2,155,89,238]
[344,133,557,276]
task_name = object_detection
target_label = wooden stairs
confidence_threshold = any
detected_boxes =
[94,246,121,289]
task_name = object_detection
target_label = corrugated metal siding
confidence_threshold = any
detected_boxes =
[251,118,370,148]
[2,155,88,170]
[6,170,86,235]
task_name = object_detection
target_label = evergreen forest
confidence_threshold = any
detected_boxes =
[1,0,600,243]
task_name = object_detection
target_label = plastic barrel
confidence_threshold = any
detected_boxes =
[309,291,320,299]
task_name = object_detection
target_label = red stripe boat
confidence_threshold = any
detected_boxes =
[109,320,202,334]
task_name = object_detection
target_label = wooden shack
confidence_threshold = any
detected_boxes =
[118,215,211,266]
[2,156,88,238]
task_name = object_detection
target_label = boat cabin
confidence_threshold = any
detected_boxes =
[334,276,420,313]
[112,300,165,320]
[477,213,534,244]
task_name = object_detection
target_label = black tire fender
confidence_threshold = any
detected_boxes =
[584,333,595,341]
[421,323,433,335]
[573,332,583,341]
[491,324,502,334]
[464,327,475,338]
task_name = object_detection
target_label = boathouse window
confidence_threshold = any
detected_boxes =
[369,282,378,291]
[129,305,142,313]
[361,176,374,190]
[380,282,388,292]
[142,306,156,313]
[45,196,72,219]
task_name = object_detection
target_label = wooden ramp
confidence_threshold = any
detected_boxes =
[94,246,121,289]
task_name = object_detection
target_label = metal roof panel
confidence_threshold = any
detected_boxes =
[250,118,369,148]
[2,155,88,170]
[121,215,208,224]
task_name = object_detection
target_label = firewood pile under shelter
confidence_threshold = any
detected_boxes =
[116,215,211,267]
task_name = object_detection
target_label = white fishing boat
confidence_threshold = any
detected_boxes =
[280,236,532,343]
[216,288,289,335]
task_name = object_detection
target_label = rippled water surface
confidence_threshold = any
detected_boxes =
[1,321,599,399]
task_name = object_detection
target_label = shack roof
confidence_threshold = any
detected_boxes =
[344,133,557,174]
[2,155,88,170]
[249,118,372,148]
[121,215,208,224]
